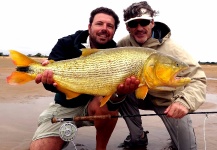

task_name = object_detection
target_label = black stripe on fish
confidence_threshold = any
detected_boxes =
[16,66,29,72]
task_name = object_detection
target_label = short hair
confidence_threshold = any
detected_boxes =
[123,1,158,22]
[89,7,120,30]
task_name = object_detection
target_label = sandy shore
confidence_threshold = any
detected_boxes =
[0,56,217,150]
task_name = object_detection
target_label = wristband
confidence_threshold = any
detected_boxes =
[109,97,126,104]
[114,92,126,98]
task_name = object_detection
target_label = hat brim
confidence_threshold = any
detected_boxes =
[125,14,153,24]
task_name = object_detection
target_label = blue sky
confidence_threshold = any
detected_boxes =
[0,0,216,62]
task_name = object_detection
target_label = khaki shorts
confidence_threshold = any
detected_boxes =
[32,102,94,141]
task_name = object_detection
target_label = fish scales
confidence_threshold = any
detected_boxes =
[33,48,152,95]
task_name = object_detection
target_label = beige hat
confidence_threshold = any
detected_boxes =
[125,8,153,23]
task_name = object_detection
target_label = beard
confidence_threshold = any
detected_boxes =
[89,34,113,49]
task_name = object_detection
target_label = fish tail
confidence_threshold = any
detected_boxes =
[7,50,38,85]
[7,71,35,85]
[9,50,37,66]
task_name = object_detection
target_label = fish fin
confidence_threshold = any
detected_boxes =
[135,85,148,100]
[49,60,55,63]
[100,95,112,107]
[56,86,81,100]
[9,50,38,66]
[7,71,35,85]
[66,92,81,99]
[81,48,100,56]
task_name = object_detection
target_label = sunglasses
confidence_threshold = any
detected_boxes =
[127,19,151,28]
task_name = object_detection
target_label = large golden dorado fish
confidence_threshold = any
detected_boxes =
[7,47,191,107]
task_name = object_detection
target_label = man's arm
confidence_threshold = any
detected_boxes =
[165,61,206,118]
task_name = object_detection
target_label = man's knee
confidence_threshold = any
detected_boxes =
[88,96,109,115]
[30,137,65,150]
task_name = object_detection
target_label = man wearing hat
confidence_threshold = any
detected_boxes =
[117,1,206,150]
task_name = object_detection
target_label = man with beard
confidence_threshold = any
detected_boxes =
[30,7,139,150]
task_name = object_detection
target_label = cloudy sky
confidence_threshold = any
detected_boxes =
[0,0,216,62]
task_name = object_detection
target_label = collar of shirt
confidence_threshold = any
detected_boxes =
[81,36,91,48]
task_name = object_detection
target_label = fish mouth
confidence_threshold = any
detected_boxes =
[152,65,191,91]
[170,67,191,86]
